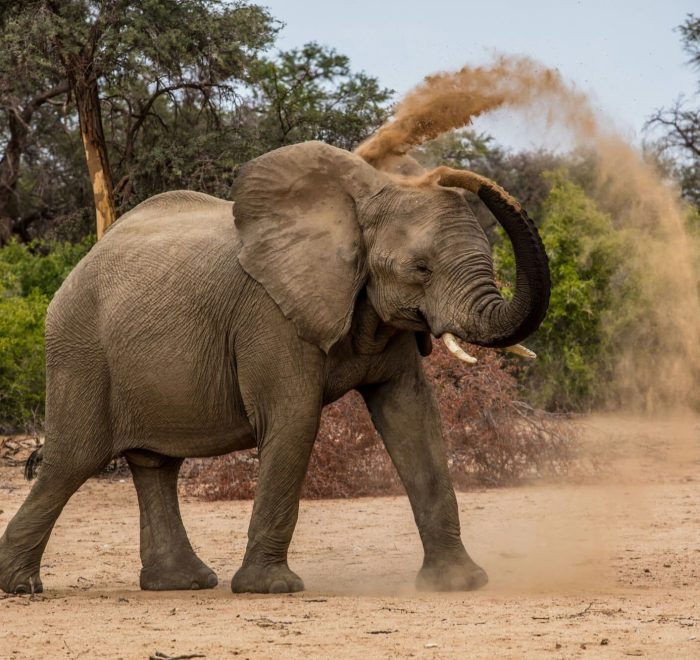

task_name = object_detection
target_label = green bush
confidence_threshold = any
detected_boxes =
[495,172,636,410]
[0,238,93,431]
[0,237,94,298]
[0,291,49,431]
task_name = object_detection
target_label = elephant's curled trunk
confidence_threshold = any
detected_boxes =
[428,167,551,349]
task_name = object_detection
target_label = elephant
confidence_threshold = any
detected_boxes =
[0,140,549,595]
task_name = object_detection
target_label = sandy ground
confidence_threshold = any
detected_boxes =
[0,415,699,659]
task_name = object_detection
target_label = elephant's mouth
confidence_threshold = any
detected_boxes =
[392,306,431,332]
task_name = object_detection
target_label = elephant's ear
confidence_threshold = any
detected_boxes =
[232,142,368,353]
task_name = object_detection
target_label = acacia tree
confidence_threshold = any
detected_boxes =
[1,5,392,243]
[0,0,277,239]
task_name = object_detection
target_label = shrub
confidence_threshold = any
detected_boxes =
[0,238,93,431]
[0,237,94,298]
[0,292,48,432]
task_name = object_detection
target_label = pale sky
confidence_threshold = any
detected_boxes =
[261,0,698,150]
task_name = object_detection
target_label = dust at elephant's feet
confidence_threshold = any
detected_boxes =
[416,557,489,592]
[231,562,305,594]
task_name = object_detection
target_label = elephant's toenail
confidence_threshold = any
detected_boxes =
[190,582,200,590]
[14,585,28,594]
[206,573,218,588]
[269,579,287,593]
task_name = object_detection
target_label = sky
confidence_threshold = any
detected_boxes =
[260,0,698,151]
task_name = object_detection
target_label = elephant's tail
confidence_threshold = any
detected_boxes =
[24,447,43,480]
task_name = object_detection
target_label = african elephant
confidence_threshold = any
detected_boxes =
[0,140,549,595]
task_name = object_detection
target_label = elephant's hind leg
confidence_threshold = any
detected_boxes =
[0,452,109,594]
[126,452,217,591]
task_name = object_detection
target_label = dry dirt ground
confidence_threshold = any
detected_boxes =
[0,415,698,659]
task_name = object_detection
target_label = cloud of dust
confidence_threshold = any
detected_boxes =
[357,55,700,413]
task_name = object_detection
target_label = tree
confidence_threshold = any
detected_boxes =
[0,6,69,242]
[98,41,391,214]
[0,0,277,239]
[250,42,392,152]
[1,7,391,243]
[647,14,700,206]
[0,81,69,242]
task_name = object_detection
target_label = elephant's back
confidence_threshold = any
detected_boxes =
[47,189,244,347]
[87,190,239,290]
[105,189,236,242]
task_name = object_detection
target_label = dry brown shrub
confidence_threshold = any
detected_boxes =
[181,341,579,500]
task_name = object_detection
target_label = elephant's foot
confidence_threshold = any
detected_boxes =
[140,551,218,591]
[231,562,304,594]
[416,554,488,592]
[0,537,43,595]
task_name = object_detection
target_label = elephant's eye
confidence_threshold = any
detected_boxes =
[415,263,432,278]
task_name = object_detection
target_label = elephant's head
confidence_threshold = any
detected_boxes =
[232,141,549,359]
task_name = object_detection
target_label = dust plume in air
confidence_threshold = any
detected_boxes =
[357,55,700,412]
[356,56,593,168]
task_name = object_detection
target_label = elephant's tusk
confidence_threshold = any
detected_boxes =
[505,344,537,359]
[442,333,478,365]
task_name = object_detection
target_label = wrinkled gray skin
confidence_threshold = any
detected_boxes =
[0,142,549,595]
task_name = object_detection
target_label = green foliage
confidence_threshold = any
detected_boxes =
[0,1,279,238]
[251,42,392,151]
[495,172,635,410]
[0,291,48,431]
[0,238,91,430]
[0,237,93,297]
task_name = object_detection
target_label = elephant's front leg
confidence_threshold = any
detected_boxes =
[232,395,321,594]
[360,352,488,592]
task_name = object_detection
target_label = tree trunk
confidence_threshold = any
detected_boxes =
[73,75,116,239]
